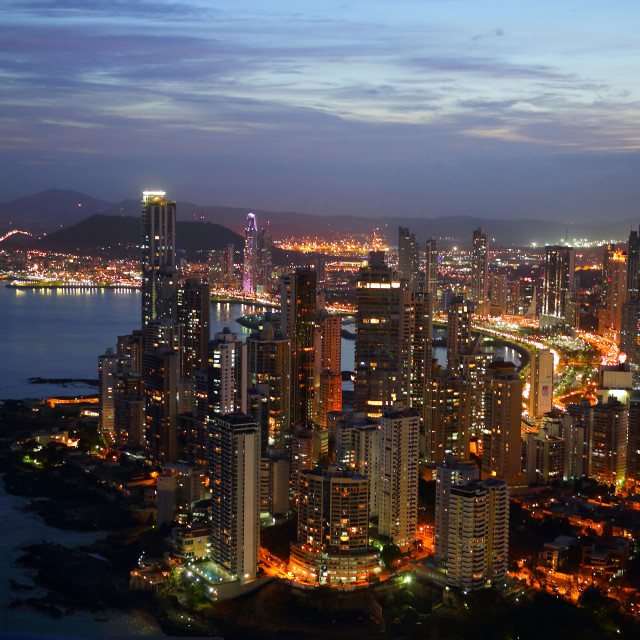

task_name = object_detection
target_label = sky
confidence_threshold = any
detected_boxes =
[1,0,640,220]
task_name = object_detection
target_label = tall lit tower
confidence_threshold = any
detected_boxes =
[471,227,489,307]
[426,236,439,305]
[446,297,472,372]
[529,349,554,418]
[542,246,575,324]
[209,414,260,581]
[378,407,419,550]
[243,212,258,293]
[281,268,317,427]
[141,190,178,327]
[354,253,406,417]
[398,226,419,285]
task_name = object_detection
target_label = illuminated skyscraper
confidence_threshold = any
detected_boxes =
[398,226,419,285]
[243,212,258,293]
[482,360,523,480]
[589,399,628,487]
[256,228,273,293]
[601,249,627,341]
[289,467,379,585]
[446,478,509,590]
[378,407,419,550]
[177,278,210,378]
[354,254,406,417]
[246,324,291,450]
[470,227,489,308]
[434,456,479,562]
[98,348,118,436]
[529,349,554,418]
[209,413,260,581]
[281,268,317,427]
[426,236,439,305]
[141,190,178,327]
[209,244,235,290]
[424,372,471,465]
[446,297,472,372]
[542,245,575,324]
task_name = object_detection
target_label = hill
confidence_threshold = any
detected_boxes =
[0,189,112,231]
[34,215,244,259]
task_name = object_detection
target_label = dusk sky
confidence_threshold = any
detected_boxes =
[2,1,640,220]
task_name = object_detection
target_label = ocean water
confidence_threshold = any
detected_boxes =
[0,479,162,637]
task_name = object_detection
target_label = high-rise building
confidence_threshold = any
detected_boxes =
[482,360,523,480]
[470,227,489,308]
[446,297,472,372]
[246,324,291,451]
[209,414,260,581]
[378,408,419,550]
[589,399,628,487]
[627,395,640,488]
[529,349,554,418]
[209,244,235,290]
[144,348,180,465]
[523,427,565,485]
[446,478,509,591]
[434,456,479,562]
[98,348,118,437]
[289,467,380,585]
[460,349,492,438]
[405,290,433,417]
[626,228,640,300]
[489,273,508,313]
[207,328,244,416]
[141,191,178,327]
[256,228,273,293]
[243,213,258,293]
[354,255,406,416]
[177,278,210,378]
[542,246,575,325]
[600,249,627,341]
[424,372,471,465]
[318,371,342,428]
[620,299,640,370]
[334,415,381,516]
[426,236,439,306]
[281,268,317,427]
[398,226,419,285]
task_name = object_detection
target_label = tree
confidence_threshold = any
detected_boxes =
[380,543,403,568]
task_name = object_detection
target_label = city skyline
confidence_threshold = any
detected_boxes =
[1,2,640,220]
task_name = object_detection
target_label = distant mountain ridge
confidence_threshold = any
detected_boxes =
[1,188,638,246]
[34,214,244,259]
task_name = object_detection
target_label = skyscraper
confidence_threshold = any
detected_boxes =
[141,190,178,327]
[207,328,244,416]
[470,227,489,308]
[434,456,479,562]
[529,349,554,418]
[246,324,291,450]
[426,236,439,306]
[144,348,180,464]
[256,227,273,293]
[209,414,260,581]
[98,348,118,437]
[482,360,523,480]
[289,467,380,585]
[542,245,575,324]
[354,255,406,416]
[589,399,628,487]
[601,249,627,341]
[446,297,472,372]
[424,372,471,465]
[398,226,419,285]
[378,407,419,550]
[177,278,210,378]
[281,268,317,427]
[243,212,258,293]
[446,478,509,590]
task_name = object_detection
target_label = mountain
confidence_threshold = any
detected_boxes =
[0,189,113,231]
[2,189,638,246]
[34,215,244,259]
